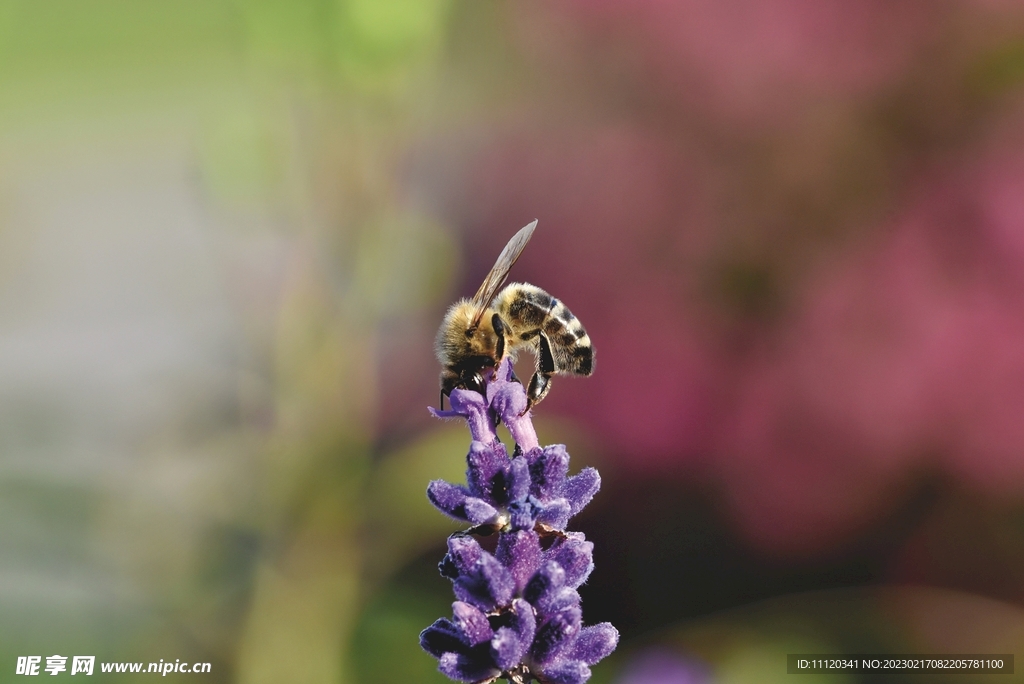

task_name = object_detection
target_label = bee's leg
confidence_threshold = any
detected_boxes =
[491,313,507,363]
[523,334,556,414]
[439,369,460,410]
[525,373,551,414]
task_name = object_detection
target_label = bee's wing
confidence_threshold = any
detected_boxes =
[470,219,538,324]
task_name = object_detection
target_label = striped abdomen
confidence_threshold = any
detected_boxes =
[495,282,594,376]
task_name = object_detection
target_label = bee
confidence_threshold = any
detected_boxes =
[436,220,594,411]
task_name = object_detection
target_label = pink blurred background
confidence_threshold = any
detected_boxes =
[409,0,1024,558]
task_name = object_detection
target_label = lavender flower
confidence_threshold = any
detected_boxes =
[421,359,617,684]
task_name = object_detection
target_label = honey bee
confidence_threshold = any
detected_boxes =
[436,220,594,411]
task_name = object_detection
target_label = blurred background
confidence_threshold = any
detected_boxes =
[3,1,1024,682]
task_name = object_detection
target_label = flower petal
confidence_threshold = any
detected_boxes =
[490,626,524,671]
[466,440,511,503]
[488,360,539,452]
[535,496,571,529]
[508,456,531,504]
[546,534,594,588]
[445,535,483,574]
[508,500,537,531]
[431,387,497,444]
[420,618,466,658]
[543,660,592,684]
[454,552,515,611]
[452,601,494,646]
[531,444,570,499]
[564,468,601,517]
[569,623,619,665]
[523,445,544,467]
[465,498,501,525]
[427,481,498,523]
[437,648,500,683]
[510,597,536,647]
[496,529,542,594]
[531,605,582,665]
[426,480,471,521]
[524,560,566,610]
[544,587,581,615]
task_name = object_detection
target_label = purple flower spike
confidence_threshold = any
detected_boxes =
[422,348,615,683]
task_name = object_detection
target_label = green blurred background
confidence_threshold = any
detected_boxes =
[3,1,1024,682]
